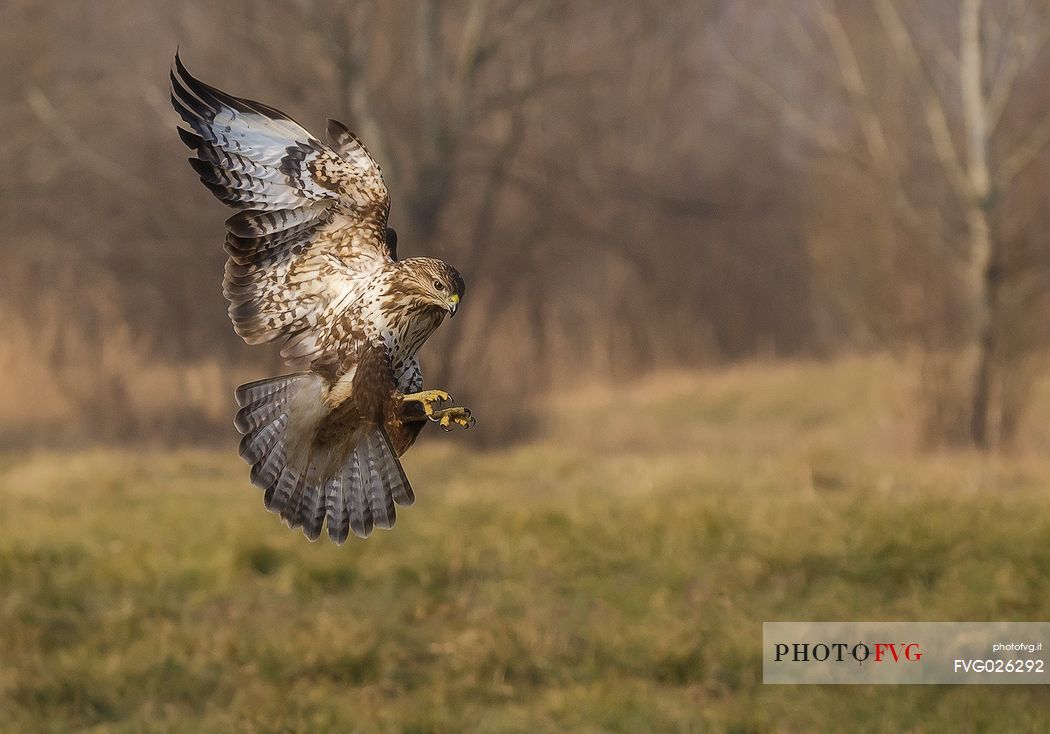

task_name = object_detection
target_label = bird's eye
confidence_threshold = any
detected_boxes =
[434,280,445,291]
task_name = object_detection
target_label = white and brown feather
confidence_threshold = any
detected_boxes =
[172,53,465,542]
[172,53,392,367]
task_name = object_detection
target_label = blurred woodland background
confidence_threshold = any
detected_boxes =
[3,0,1050,450]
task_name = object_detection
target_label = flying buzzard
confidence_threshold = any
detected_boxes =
[170,52,473,543]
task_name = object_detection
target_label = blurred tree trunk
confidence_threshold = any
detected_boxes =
[968,211,1001,449]
[959,0,998,449]
[879,0,1050,450]
[878,0,1010,449]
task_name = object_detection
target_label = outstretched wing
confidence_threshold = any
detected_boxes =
[170,52,393,366]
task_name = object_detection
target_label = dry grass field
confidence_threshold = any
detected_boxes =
[2,356,1050,732]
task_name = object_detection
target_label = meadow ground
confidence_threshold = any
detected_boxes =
[2,356,1050,732]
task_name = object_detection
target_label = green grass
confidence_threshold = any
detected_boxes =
[2,357,1050,732]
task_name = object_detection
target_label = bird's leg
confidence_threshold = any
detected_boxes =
[431,406,476,431]
[400,389,453,418]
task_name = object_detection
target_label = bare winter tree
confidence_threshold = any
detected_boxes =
[721,0,1050,449]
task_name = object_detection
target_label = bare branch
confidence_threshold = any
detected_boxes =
[874,0,973,202]
[418,0,440,147]
[775,0,849,92]
[997,111,1050,186]
[341,5,390,154]
[448,0,492,134]
[987,37,1027,133]
[813,2,891,166]
[912,5,960,83]
[474,70,604,117]
[476,0,551,65]
[961,0,990,200]
[986,0,1048,133]
[715,38,847,157]
[24,86,153,201]
[810,0,925,226]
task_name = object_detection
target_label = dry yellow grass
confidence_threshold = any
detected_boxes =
[0,310,260,445]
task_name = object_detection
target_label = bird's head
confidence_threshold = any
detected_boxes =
[397,257,465,317]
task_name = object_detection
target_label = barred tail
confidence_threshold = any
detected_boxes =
[323,430,415,543]
[234,373,415,543]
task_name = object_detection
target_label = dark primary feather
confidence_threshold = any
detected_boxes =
[171,51,388,216]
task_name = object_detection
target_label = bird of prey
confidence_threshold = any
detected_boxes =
[170,52,473,543]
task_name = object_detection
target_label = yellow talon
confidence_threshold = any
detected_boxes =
[402,389,453,417]
[435,407,475,431]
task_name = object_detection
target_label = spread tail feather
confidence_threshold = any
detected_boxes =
[323,429,414,543]
[234,373,415,543]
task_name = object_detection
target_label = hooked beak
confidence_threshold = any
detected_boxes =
[446,293,460,316]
